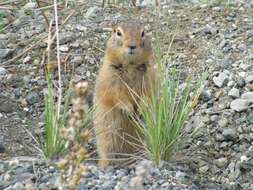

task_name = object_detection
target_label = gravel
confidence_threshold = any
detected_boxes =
[1,0,253,189]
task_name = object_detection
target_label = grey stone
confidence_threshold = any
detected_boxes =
[222,128,237,141]
[23,2,37,10]
[248,114,253,124]
[230,99,249,112]
[239,63,251,70]
[59,33,74,44]
[219,39,228,49]
[238,71,246,78]
[137,0,157,6]
[0,143,5,153]
[199,165,209,173]
[23,55,32,64]
[0,67,7,75]
[213,72,229,87]
[227,81,235,87]
[236,78,246,88]
[218,118,228,128]
[245,75,253,83]
[241,92,253,103]
[0,97,18,113]
[0,40,7,49]
[0,49,13,59]
[237,44,247,52]
[85,6,100,19]
[200,90,212,102]
[59,45,69,52]
[228,88,240,98]
[214,157,228,168]
[26,92,40,104]
[12,182,24,190]
[72,56,83,65]
[0,34,8,40]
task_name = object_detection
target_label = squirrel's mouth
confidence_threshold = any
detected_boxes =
[126,48,136,55]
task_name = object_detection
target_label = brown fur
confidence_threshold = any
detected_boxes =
[94,22,157,167]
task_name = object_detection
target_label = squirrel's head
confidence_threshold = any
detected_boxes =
[107,22,152,62]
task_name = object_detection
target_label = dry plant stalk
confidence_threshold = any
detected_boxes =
[35,0,50,29]
[58,81,91,189]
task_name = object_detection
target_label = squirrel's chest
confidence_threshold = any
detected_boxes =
[112,63,147,85]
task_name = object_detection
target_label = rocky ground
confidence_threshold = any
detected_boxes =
[0,0,253,189]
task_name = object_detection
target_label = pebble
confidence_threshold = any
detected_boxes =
[214,157,228,168]
[199,165,209,174]
[26,92,40,105]
[0,67,7,75]
[218,118,228,128]
[241,92,253,103]
[72,56,83,65]
[213,72,229,87]
[222,128,237,141]
[238,71,246,78]
[23,55,32,64]
[85,6,100,19]
[0,143,5,153]
[0,49,13,59]
[23,2,37,10]
[240,155,249,163]
[245,75,253,84]
[227,81,234,87]
[228,88,240,98]
[200,90,212,102]
[248,114,253,124]
[239,63,251,70]
[230,99,249,112]
[236,78,246,88]
[59,45,69,52]
[12,182,24,189]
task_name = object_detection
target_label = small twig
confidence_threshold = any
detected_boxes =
[93,46,104,53]
[0,5,17,10]
[35,0,50,30]
[102,27,113,32]
[35,4,54,11]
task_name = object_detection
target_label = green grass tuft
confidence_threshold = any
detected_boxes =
[132,39,204,166]
[43,71,69,159]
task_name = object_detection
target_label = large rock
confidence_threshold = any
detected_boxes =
[230,99,249,112]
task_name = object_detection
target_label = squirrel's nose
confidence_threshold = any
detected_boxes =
[129,45,136,50]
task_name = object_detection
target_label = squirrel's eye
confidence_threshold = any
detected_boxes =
[141,31,145,37]
[117,31,122,37]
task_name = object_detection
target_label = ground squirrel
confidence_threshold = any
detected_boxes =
[94,22,157,167]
